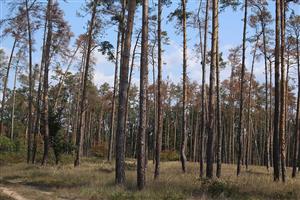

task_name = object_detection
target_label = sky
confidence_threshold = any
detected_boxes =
[0,0,299,91]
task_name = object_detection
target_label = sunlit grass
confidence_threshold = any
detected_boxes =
[1,157,300,200]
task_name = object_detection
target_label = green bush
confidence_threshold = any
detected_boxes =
[0,136,16,152]
[160,150,179,161]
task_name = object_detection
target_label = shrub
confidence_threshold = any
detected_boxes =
[160,150,179,161]
[90,143,108,158]
[0,135,16,152]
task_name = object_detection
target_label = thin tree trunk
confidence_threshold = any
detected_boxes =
[262,18,270,171]
[53,46,80,110]
[0,39,17,136]
[216,38,222,178]
[108,28,121,162]
[237,0,248,176]
[154,0,163,179]
[25,0,34,164]
[180,0,188,174]
[279,0,286,182]
[152,37,157,165]
[32,13,48,164]
[293,36,300,177]
[199,0,209,178]
[10,60,20,140]
[74,0,98,167]
[246,37,259,170]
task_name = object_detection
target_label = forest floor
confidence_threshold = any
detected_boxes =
[1,156,300,200]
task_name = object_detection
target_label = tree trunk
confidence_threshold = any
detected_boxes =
[216,39,222,178]
[25,0,34,164]
[41,0,53,166]
[10,59,20,140]
[279,0,286,182]
[206,0,218,179]
[246,37,259,169]
[0,39,17,136]
[32,13,48,164]
[180,0,188,174]
[155,0,163,179]
[199,0,209,178]
[293,35,300,177]
[137,0,148,190]
[237,0,248,176]
[262,17,270,171]
[74,0,98,167]
[53,46,80,110]
[124,30,141,156]
[108,27,121,162]
[115,0,136,185]
[273,0,281,182]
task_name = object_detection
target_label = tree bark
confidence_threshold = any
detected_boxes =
[199,0,209,178]
[115,0,136,185]
[273,0,281,182]
[32,11,48,164]
[108,27,121,162]
[25,0,34,164]
[180,0,188,174]
[137,0,148,190]
[246,37,259,169]
[74,0,98,167]
[0,39,17,136]
[41,0,53,166]
[293,35,300,177]
[206,0,218,179]
[279,0,286,182]
[237,0,248,176]
[216,38,222,178]
[155,0,163,179]
[10,58,20,140]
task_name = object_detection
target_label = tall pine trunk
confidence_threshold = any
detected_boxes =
[199,0,209,178]
[293,34,300,177]
[74,0,98,167]
[206,0,218,179]
[273,0,281,182]
[154,0,163,179]
[237,0,248,176]
[279,0,286,182]
[41,0,53,165]
[137,0,148,189]
[108,28,121,162]
[216,38,222,178]
[115,0,136,185]
[32,13,47,164]
[25,0,34,164]
[180,0,188,174]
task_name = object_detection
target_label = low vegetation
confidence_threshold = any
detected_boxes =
[1,155,300,200]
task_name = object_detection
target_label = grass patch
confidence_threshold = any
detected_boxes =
[1,155,300,200]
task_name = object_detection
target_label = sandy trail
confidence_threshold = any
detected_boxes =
[0,186,29,200]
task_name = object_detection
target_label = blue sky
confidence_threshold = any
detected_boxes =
[0,0,299,90]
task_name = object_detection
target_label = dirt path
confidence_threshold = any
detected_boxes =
[0,187,29,200]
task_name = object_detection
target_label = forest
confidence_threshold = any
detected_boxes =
[0,0,300,199]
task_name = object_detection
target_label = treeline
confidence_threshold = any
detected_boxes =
[0,0,299,190]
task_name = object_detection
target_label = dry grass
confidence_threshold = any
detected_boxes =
[0,157,300,200]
